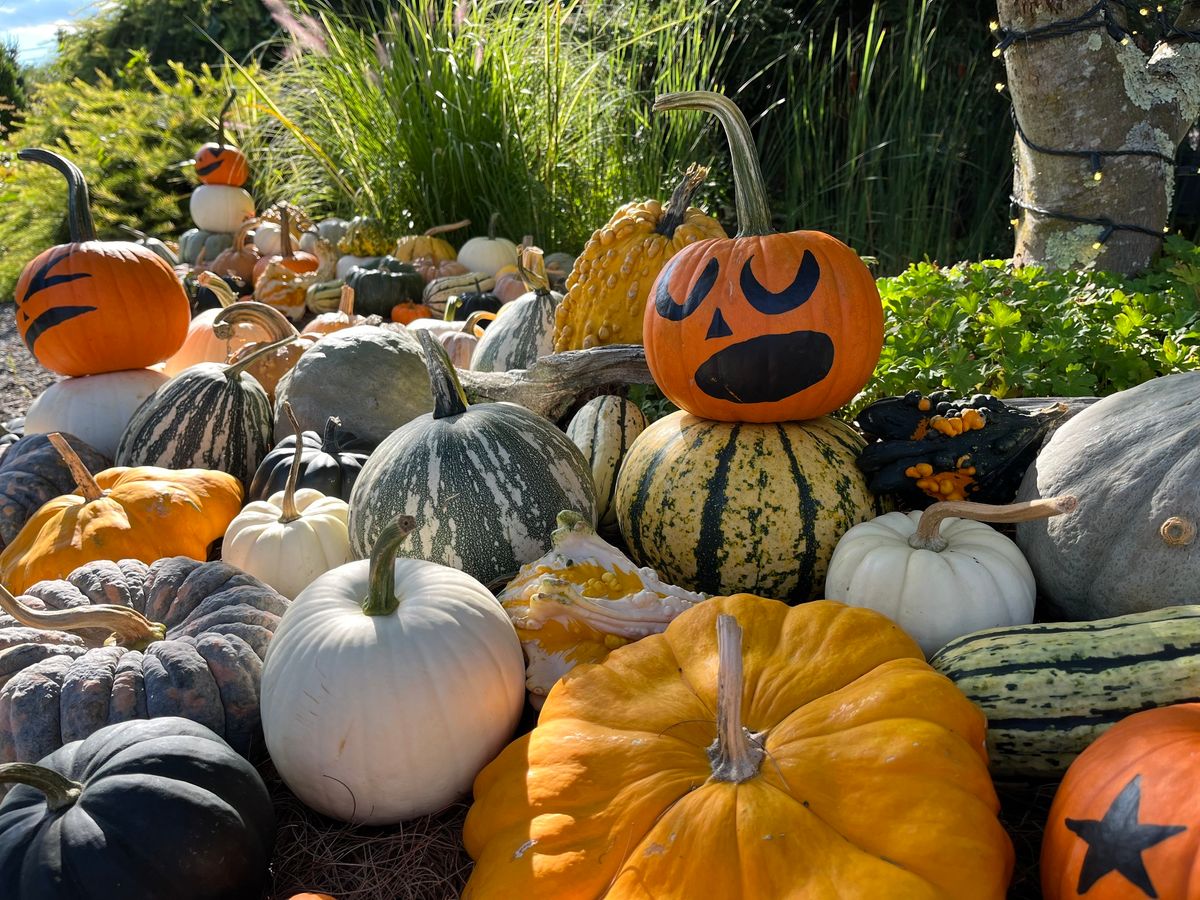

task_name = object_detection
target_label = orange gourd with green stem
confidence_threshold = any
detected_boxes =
[644,92,884,423]
[14,150,190,377]
[193,91,250,187]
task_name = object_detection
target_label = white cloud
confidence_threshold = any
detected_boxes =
[1,19,74,64]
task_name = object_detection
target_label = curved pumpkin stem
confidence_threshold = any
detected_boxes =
[233,217,259,252]
[707,614,765,783]
[909,495,1078,552]
[653,92,771,237]
[463,310,496,336]
[321,416,342,454]
[278,402,305,524]
[0,583,166,649]
[424,219,471,237]
[223,333,296,381]
[18,148,97,242]
[363,515,420,617]
[47,433,103,502]
[213,301,300,350]
[517,245,550,294]
[655,163,710,237]
[0,763,82,811]
[216,89,237,148]
[417,328,469,418]
[196,271,239,309]
[486,211,500,240]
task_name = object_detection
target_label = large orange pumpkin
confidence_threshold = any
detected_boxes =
[644,92,883,423]
[1042,703,1200,900]
[14,149,190,377]
[464,594,1013,899]
[193,91,250,187]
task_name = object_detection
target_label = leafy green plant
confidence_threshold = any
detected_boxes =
[860,234,1200,412]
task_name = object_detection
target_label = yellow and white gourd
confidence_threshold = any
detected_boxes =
[222,403,353,599]
[825,496,1077,656]
[499,510,706,707]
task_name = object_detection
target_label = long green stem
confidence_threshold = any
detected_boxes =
[653,91,772,237]
[363,515,420,617]
[18,148,97,242]
[416,329,469,418]
[0,763,83,811]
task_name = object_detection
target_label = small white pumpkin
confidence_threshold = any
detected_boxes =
[24,368,169,457]
[253,221,283,255]
[469,246,561,372]
[824,496,1077,656]
[456,213,519,276]
[222,403,353,599]
[190,184,255,234]
[566,395,647,530]
[260,514,525,824]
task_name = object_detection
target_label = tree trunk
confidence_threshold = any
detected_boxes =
[998,1,1200,273]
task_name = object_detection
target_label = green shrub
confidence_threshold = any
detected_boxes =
[862,234,1200,411]
[0,62,240,302]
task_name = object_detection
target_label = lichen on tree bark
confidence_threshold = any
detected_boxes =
[998,0,1200,273]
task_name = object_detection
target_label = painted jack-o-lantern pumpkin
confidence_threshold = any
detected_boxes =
[644,92,883,423]
[15,149,190,377]
[193,91,250,187]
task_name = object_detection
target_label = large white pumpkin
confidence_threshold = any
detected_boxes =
[456,214,518,276]
[190,184,255,233]
[24,368,169,457]
[260,516,525,824]
[824,497,1075,656]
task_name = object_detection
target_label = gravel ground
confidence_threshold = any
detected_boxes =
[0,303,58,424]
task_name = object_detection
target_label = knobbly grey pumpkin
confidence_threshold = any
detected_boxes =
[0,434,110,550]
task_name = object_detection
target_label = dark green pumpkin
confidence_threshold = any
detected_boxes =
[449,283,503,321]
[0,716,274,900]
[344,257,426,316]
[0,556,289,763]
[0,434,111,551]
[248,415,372,502]
[855,391,1067,506]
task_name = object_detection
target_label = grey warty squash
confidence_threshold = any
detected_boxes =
[0,557,289,764]
[1015,372,1200,619]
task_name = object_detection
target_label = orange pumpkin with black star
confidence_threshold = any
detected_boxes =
[1042,703,1200,900]
[15,150,189,377]
[645,92,883,424]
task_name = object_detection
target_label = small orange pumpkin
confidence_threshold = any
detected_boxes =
[644,92,883,423]
[14,149,190,377]
[208,218,261,283]
[390,301,434,325]
[252,208,319,287]
[1042,703,1200,900]
[193,91,250,187]
[303,286,371,337]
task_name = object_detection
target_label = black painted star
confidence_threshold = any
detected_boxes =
[1065,774,1187,898]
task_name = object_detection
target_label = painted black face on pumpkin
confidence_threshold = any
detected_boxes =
[652,249,834,404]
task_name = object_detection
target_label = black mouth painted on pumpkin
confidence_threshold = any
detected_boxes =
[694,331,835,404]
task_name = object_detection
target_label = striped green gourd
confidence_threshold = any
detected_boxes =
[348,330,596,587]
[565,395,647,530]
[470,247,561,373]
[930,606,1200,779]
[115,335,292,486]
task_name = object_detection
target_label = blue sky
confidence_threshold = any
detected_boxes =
[2,0,89,65]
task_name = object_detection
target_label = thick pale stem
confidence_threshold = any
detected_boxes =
[337,283,356,318]
[653,92,772,237]
[233,217,259,253]
[224,333,296,381]
[0,763,82,812]
[47,433,103,502]
[0,583,166,647]
[910,496,1079,552]
[363,515,419,617]
[706,614,765,783]
[213,301,299,343]
[279,402,305,523]
[517,245,550,294]
[18,148,97,242]
[655,163,710,237]
[463,311,496,336]
[417,329,470,418]
[424,219,471,237]
[197,271,238,309]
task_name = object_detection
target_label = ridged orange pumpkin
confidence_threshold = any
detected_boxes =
[644,92,883,423]
[1042,703,1200,900]
[193,91,250,187]
[0,435,243,595]
[14,150,190,377]
[465,594,1013,899]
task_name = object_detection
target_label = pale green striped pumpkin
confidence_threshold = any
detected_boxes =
[614,411,876,602]
[565,395,646,530]
[469,286,561,373]
[930,607,1200,778]
[115,337,290,486]
[349,331,596,586]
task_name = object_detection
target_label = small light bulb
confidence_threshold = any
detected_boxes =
[995,82,1006,92]
[1093,170,1103,181]
[1165,225,1172,233]
[989,20,999,31]
[1157,5,1164,12]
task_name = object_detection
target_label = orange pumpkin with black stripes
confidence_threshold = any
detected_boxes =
[14,149,190,377]
[193,91,249,187]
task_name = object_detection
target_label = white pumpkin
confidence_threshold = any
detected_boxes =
[566,395,647,529]
[253,221,283,255]
[824,497,1077,656]
[190,184,256,233]
[24,368,169,457]
[456,213,519,276]
[260,515,525,824]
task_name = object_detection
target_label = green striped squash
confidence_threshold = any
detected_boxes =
[930,607,1200,779]
[469,286,561,373]
[565,395,646,530]
[614,411,876,602]
[115,337,289,486]
[348,330,596,587]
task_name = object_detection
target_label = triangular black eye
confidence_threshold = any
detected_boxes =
[706,308,732,340]
[654,256,720,321]
[740,250,820,314]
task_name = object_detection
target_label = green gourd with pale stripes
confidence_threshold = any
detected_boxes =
[565,395,646,530]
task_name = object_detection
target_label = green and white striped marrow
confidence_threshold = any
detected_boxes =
[565,395,647,530]
[470,247,562,373]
